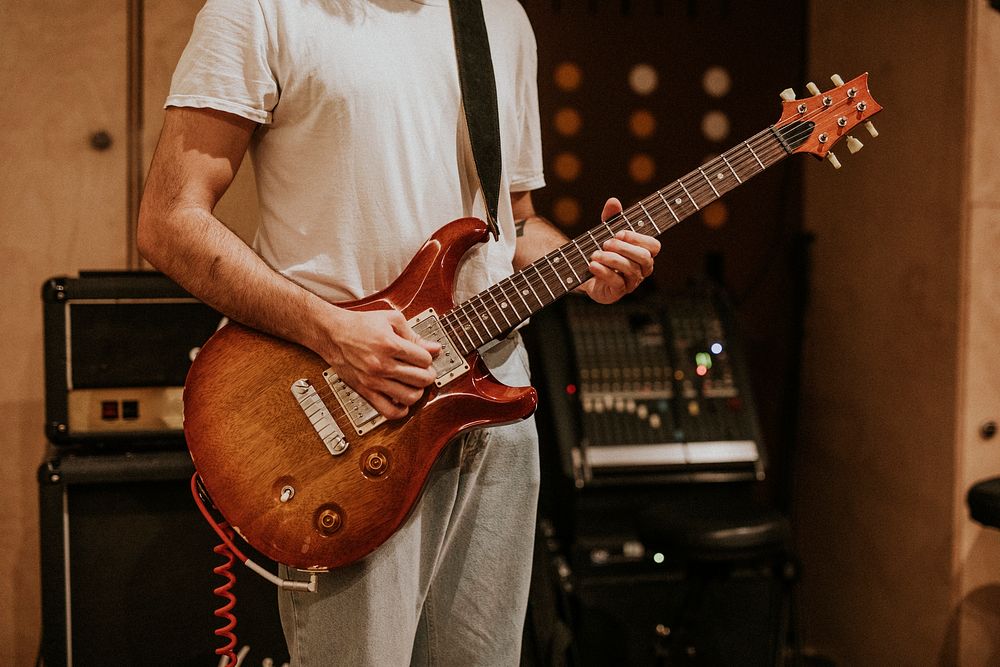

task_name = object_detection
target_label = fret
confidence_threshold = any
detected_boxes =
[509,274,532,313]
[559,248,582,285]
[657,191,680,223]
[698,167,720,198]
[571,238,592,266]
[583,230,604,262]
[441,316,463,348]
[474,293,502,335]
[455,305,484,349]
[488,288,513,329]
[452,314,477,351]
[534,262,556,300]
[498,279,524,321]
[521,270,545,308]
[637,201,661,233]
[602,218,617,242]
[620,211,637,232]
[722,154,742,183]
[745,140,765,170]
[548,254,574,290]
[678,179,699,210]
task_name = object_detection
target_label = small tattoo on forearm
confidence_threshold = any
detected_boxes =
[514,218,527,237]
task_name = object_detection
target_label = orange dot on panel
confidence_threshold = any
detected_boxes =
[702,66,732,98]
[554,108,583,136]
[701,110,730,142]
[553,197,581,226]
[554,62,583,92]
[553,152,582,181]
[701,201,729,229]
[628,64,659,96]
[629,110,656,138]
[628,154,656,184]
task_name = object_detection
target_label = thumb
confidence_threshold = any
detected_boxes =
[601,197,623,222]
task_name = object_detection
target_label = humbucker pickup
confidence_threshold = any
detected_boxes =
[322,308,469,437]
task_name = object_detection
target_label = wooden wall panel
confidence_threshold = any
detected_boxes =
[796,1,968,664]
[0,1,128,662]
[955,2,1000,665]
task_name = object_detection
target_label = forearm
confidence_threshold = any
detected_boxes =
[511,214,569,270]
[137,202,341,360]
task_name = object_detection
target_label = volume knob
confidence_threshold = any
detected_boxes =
[316,507,343,536]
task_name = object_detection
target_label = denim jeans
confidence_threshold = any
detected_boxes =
[278,333,540,666]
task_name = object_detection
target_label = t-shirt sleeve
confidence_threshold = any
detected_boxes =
[165,0,278,124]
[509,16,545,193]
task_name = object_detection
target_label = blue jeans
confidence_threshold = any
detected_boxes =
[278,334,540,666]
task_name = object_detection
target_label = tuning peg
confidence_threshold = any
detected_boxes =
[827,151,842,169]
[846,135,864,154]
[779,88,797,101]
[830,74,845,86]
[806,81,821,96]
[864,121,879,137]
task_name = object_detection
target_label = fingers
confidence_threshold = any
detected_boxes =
[590,231,659,289]
[586,196,664,304]
[388,311,442,365]
[324,309,443,420]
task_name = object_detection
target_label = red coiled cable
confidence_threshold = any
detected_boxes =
[191,474,248,666]
[212,525,239,666]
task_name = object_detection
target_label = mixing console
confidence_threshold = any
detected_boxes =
[531,291,764,486]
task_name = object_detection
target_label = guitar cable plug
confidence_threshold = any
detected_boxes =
[191,473,318,593]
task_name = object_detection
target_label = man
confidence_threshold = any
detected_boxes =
[138,0,659,664]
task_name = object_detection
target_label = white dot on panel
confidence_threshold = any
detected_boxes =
[702,66,732,98]
[501,302,508,308]
[675,198,682,205]
[522,289,530,295]
[701,110,730,142]
[628,64,659,96]
[716,172,724,180]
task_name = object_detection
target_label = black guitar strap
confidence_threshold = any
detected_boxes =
[449,0,502,241]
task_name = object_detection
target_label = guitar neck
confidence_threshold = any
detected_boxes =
[442,121,807,356]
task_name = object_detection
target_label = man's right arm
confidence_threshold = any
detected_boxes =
[137,107,438,419]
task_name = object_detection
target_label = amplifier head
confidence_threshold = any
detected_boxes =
[42,271,222,447]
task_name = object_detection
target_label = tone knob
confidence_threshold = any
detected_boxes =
[363,450,389,477]
[316,508,343,535]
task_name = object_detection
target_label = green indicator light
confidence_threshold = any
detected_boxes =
[695,352,713,368]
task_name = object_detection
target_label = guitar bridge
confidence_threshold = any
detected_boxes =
[291,379,349,455]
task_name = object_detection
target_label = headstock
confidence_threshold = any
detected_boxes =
[774,73,882,169]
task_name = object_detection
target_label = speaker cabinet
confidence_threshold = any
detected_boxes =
[38,449,288,667]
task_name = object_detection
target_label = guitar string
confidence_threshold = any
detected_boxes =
[442,91,865,350]
[443,129,783,347]
[304,91,868,422]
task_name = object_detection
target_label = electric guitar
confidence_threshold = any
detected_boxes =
[184,73,882,571]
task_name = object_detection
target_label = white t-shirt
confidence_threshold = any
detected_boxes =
[166,0,545,305]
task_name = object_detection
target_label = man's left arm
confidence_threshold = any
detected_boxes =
[510,191,661,304]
